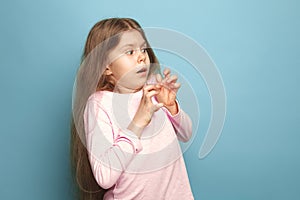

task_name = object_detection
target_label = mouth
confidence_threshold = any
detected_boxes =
[136,67,148,74]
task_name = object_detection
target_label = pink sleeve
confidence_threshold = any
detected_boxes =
[84,99,142,189]
[163,101,193,142]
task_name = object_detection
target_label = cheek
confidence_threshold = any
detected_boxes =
[146,54,150,64]
[112,59,135,79]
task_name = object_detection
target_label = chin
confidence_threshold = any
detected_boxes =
[135,84,145,91]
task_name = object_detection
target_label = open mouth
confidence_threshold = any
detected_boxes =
[137,67,147,73]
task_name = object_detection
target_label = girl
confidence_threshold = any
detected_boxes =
[71,18,194,200]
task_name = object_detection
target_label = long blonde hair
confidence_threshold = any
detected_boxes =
[70,18,159,199]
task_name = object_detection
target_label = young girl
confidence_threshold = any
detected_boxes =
[71,18,194,200]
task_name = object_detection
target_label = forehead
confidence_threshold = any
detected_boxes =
[107,30,146,63]
[117,30,145,47]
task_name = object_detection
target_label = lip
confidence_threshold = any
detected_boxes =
[136,66,148,73]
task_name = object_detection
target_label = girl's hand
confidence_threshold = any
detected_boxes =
[127,85,163,138]
[155,68,181,115]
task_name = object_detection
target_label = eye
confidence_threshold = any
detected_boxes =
[141,47,148,53]
[125,50,134,55]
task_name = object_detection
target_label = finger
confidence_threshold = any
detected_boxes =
[143,84,159,92]
[173,82,181,89]
[152,103,164,112]
[155,83,162,89]
[156,73,162,83]
[166,74,178,83]
[166,82,180,92]
[163,68,171,78]
[145,90,160,99]
[170,82,181,92]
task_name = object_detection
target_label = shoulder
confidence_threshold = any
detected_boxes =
[83,91,116,125]
[85,91,114,115]
[87,90,113,105]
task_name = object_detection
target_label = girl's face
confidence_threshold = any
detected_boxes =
[106,30,150,93]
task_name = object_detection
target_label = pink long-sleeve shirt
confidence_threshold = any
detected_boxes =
[84,89,194,200]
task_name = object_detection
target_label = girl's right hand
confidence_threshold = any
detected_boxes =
[127,84,163,138]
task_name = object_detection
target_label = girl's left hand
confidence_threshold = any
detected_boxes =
[155,68,181,115]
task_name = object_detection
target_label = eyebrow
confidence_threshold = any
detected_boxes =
[120,41,147,49]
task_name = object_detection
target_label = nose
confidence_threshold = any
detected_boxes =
[137,49,146,64]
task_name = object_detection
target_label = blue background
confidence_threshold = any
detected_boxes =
[1,0,299,199]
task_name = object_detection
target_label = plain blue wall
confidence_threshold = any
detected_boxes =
[1,0,299,199]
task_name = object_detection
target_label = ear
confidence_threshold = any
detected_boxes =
[105,65,113,76]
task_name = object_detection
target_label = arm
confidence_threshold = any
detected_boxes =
[84,99,142,189]
[153,68,192,142]
[163,101,193,142]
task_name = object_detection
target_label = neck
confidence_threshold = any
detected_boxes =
[114,85,142,94]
